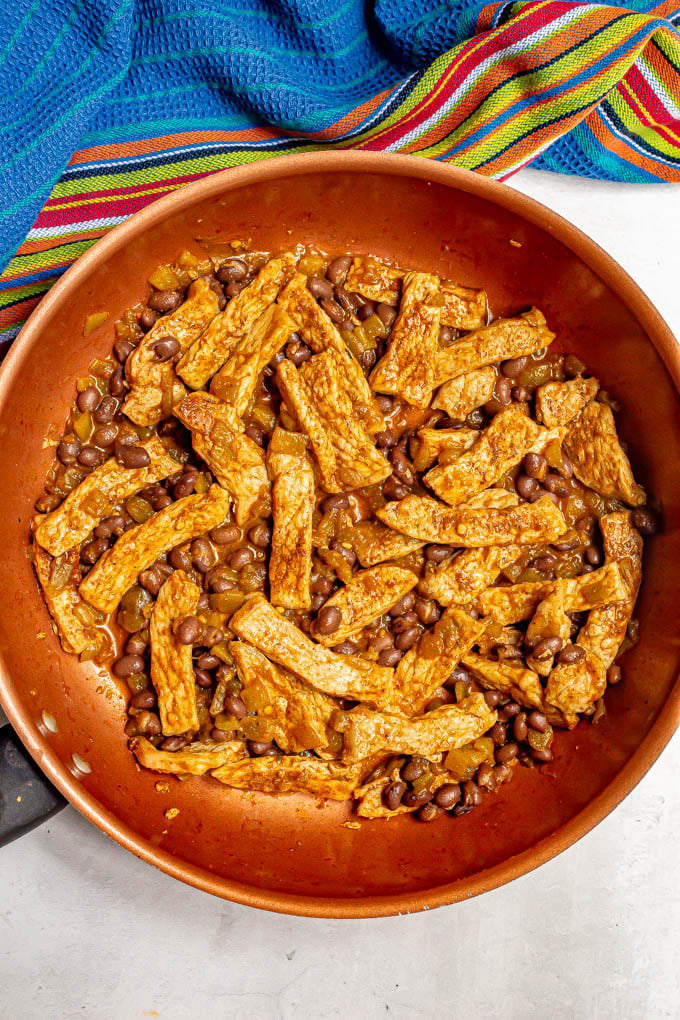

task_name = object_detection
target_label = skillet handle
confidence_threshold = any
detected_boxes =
[0,725,65,846]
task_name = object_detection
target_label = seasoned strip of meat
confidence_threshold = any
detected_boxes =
[300,351,390,488]
[341,694,496,763]
[211,755,364,800]
[388,608,485,715]
[33,543,101,655]
[577,511,642,669]
[461,652,545,710]
[174,391,270,524]
[476,561,628,624]
[461,488,519,510]
[432,366,496,421]
[420,543,525,606]
[535,376,599,428]
[267,428,315,610]
[79,485,231,612]
[130,735,246,775]
[176,252,297,389]
[410,427,478,472]
[209,304,296,414]
[525,580,572,676]
[433,309,554,387]
[149,570,202,735]
[344,257,487,329]
[424,405,542,506]
[440,283,487,330]
[230,594,395,708]
[544,650,607,717]
[370,272,441,408]
[564,401,646,506]
[277,353,390,492]
[350,520,424,568]
[344,256,402,304]
[276,358,339,491]
[123,277,220,424]
[34,437,178,556]
[312,565,418,647]
[376,494,566,547]
[231,641,335,752]
[278,272,383,432]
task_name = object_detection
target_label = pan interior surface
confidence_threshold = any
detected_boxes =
[0,159,678,916]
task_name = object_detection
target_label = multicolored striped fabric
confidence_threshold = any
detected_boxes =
[1,0,679,347]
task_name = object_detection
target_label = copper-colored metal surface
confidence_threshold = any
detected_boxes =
[0,153,678,917]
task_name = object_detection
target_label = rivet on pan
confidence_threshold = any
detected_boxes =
[71,753,91,774]
[41,710,58,733]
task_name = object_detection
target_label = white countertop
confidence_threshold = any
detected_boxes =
[1,169,679,1020]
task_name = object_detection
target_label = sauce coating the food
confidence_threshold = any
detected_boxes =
[31,244,657,822]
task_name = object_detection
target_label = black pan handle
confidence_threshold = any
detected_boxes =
[0,725,65,846]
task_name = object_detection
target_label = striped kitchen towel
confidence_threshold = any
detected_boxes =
[1,0,679,346]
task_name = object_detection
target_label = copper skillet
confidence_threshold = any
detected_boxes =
[0,152,678,918]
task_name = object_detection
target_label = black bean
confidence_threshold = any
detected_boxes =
[512,385,531,402]
[159,735,188,752]
[490,722,507,747]
[93,396,118,424]
[524,451,547,480]
[390,447,414,484]
[403,788,432,808]
[138,308,158,331]
[148,290,180,312]
[209,572,237,594]
[130,690,156,710]
[320,298,345,323]
[92,423,119,448]
[329,538,356,568]
[117,444,151,469]
[414,596,440,625]
[357,302,375,321]
[484,690,504,709]
[113,339,135,363]
[375,303,396,330]
[203,626,223,646]
[153,336,180,362]
[138,567,164,596]
[245,425,266,447]
[543,473,570,497]
[225,281,244,299]
[78,445,105,468]
[462,781,482,807]
[438,325,453,345]
[513,712,528,741]
[434,783,461,810]
[109,366,127,397]
[531,554,556,573]
[389,592,415,617]
[173,470,198,499]
[217,258,247,284]
[632,508,658,536]
[191,537,216,572]
[229,547,254,571]
[285,340,312,366]
[395,625,419,651]
[197,653,221,671]
[495,743,519,765]
[248,522,271,548]
[57,437,81,465]
[494,376,512,405]
[516,474,538,500]
[498,701,521,721]
[136,711,162,736]
[425,544,451,563]
[332,640,358,655]
[530,635,563,660]
[307,276,334,301]
[77,386,100,412]
[175,616,203,645]
[375,429,398,449]
[501,356,529,378]
[378,647,403,667]
[113,654,146,678]
[417,803,440,822]
[382,781,406,811]
[315,605,342,635]
[383,476,409,501]
[248,739,275,756]
[527,710,549,732]
[168,547,192,572]
[530,748,553,763]
[193,667,213,688]
[326,255,352,285]
[376,395,394,415]
[210,523,240,545]
[80,537,109,564]
[607,664,622,685]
